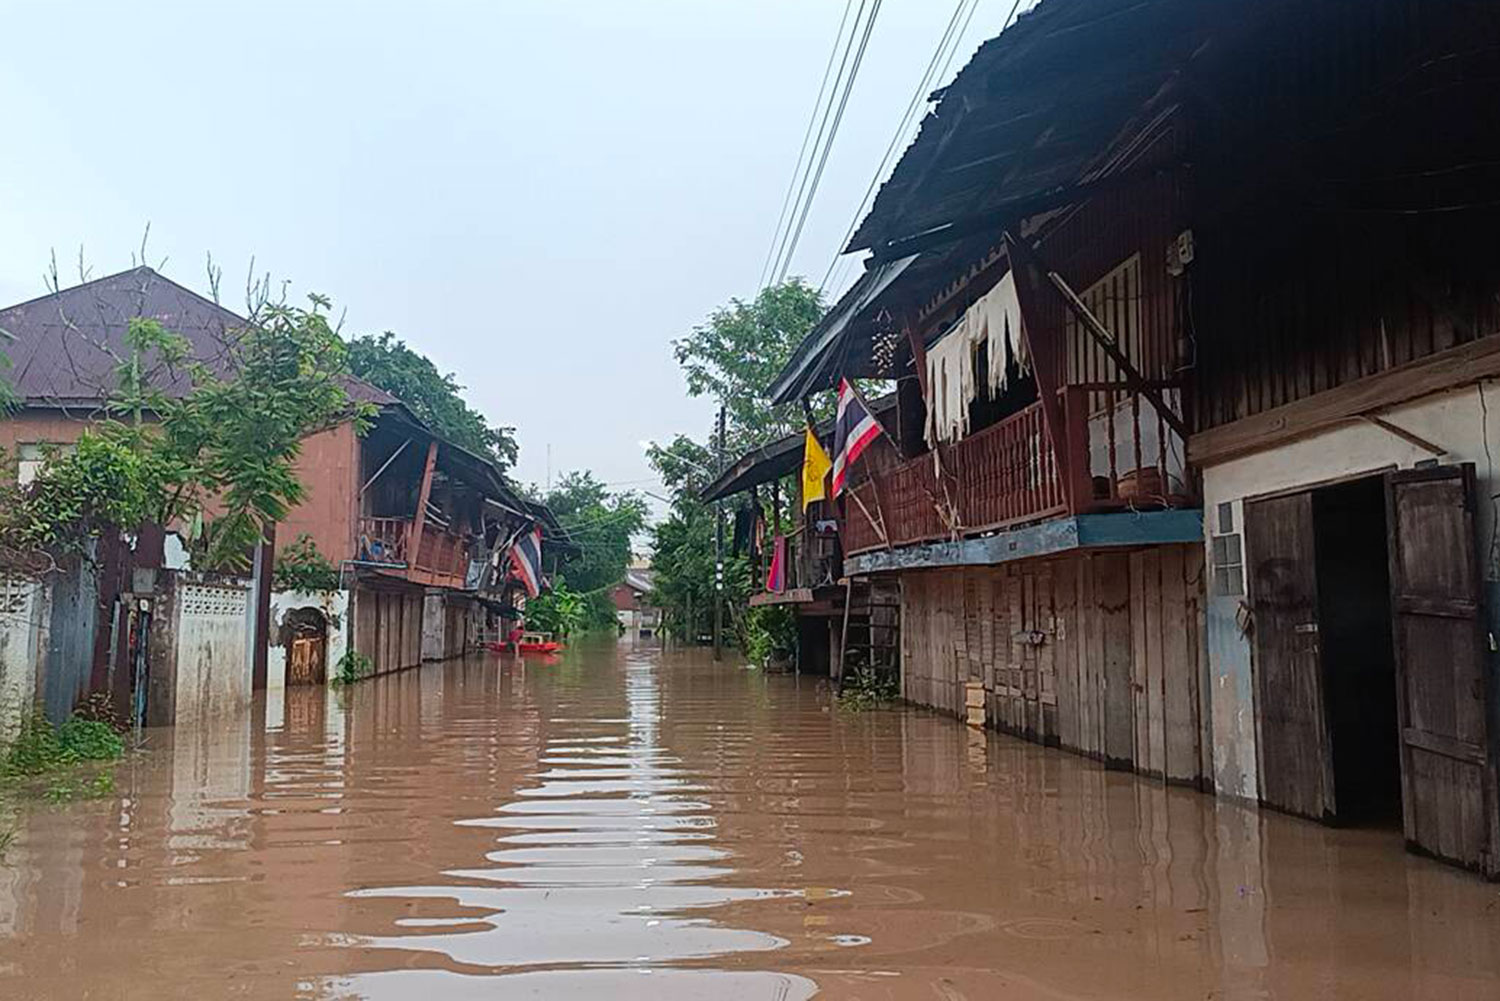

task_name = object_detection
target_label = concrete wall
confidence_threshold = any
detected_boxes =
[1199,379,1500,799]
[147,572,253,728]
[0,578,47,739]
[266,589,350,689]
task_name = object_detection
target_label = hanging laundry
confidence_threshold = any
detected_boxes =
[765,534,786,593]
[924,270,1029,447]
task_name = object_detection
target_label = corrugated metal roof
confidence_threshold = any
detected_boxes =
[0,266,395,408]
[847,0,1212,256]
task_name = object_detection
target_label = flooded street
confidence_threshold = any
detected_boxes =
[2,641,1499,1000]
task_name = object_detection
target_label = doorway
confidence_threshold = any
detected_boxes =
[284,608,329,686]
[1311,477,1401,823]
[1245,474,1400,824]
[1245,464,1499,874]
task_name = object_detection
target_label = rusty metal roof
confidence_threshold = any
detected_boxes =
[0,266,395,409]
[847,0,1211,256]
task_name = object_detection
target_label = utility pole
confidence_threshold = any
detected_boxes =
[713,403,726,662]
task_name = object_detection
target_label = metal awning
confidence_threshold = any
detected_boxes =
[767,254,917,405]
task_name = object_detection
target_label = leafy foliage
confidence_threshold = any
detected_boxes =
[346,331,518,470]
[644,436,758,646]
[671,279,825,457]
[524,577,587,638]
[744,605,797,667]
[536,471,647,630]
[273,533,341,593]
[838,667,901,712]
[1,711,124,781]
[8,297,372,573]
[332,651,373,687]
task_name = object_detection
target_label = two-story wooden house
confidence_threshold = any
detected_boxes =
[767,0,1500,875]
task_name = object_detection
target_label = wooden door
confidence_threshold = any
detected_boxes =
[289,634,326,686]
[1246,491,1335,819]
[1386,465,1499,874]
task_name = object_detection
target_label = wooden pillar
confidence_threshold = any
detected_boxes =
[1005,232,1075,510]
[408,440,439,569]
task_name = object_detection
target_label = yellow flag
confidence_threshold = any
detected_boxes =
[801,425,832,511]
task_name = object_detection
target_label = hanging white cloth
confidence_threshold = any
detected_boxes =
[923,270,1030,447]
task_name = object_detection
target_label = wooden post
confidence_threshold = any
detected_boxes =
[1062,387,1097,512]
[1004,232,1075,508]
[408,440,439,569]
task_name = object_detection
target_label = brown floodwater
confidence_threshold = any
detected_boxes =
[2,639,1499,1000]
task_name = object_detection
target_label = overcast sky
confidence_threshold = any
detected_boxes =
[0,0,1027,513]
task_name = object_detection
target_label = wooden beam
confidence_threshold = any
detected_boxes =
[1046,268,1189,441]
[407,440,439,570]
[1189,332,1500,466]
[1003,232,1076,508]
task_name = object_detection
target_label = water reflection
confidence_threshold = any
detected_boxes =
[0,643,1496,1000]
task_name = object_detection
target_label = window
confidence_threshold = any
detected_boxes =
[1211,501,1244,596]
[16,442,73,487]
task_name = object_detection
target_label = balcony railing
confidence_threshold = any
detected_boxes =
[842,386,1191,555]
[357,516,473,587]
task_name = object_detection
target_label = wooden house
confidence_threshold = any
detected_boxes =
[770,0,1500,874]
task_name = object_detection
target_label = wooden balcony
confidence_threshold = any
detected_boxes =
[843,386,1193,555]
[357,516,474,589]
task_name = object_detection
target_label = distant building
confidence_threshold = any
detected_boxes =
[612,564,659,638]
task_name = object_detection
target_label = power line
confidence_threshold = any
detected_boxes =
[819,0,975,292]
[820,0,1031,296]
[772,0,887,288]
[757,0,859,292]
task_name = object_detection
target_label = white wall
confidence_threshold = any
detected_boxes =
[265,589,350,690]
[0,578,46,740]
[1199,380,1500,798]
[173,581,252,727]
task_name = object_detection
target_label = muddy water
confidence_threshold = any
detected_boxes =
[2,641,1499,999]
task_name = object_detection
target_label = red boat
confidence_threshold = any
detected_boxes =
[488,631,563,656]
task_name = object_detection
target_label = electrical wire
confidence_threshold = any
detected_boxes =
[771,0,886,287]
[819,0,975,293]
[820,0,1030,295]
[757,0,859,292]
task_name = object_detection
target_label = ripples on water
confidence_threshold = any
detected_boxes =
[1,640,1499,1000]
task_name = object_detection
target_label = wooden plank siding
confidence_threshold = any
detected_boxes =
[353,585,425,677]
[899,544,1206,784]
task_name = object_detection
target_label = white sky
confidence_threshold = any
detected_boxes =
[0,0,1030,515]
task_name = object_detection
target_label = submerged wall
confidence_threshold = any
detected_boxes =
[899,544,1209,784]
[266,589,350,689]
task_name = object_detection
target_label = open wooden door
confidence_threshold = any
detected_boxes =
[1386,464,1500,875]
[1246,491,1335,819]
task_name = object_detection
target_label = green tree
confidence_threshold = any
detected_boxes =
[346,331,518,470]
[672,279,824,457]
[536,471,647,630]
[13,296,371,572]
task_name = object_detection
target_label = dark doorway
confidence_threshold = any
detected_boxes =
[1311,477,1401,824]
[283,608,329,686]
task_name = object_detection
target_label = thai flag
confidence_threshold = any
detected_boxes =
[831,378,883,497]
[509,524,543,598]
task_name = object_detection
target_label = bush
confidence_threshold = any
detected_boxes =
[1,710,124,780]
[273,533,341,593]
[838,666,901,712]
[332,650,373,687]
[745,605,797,667]
[57,718,124,761]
